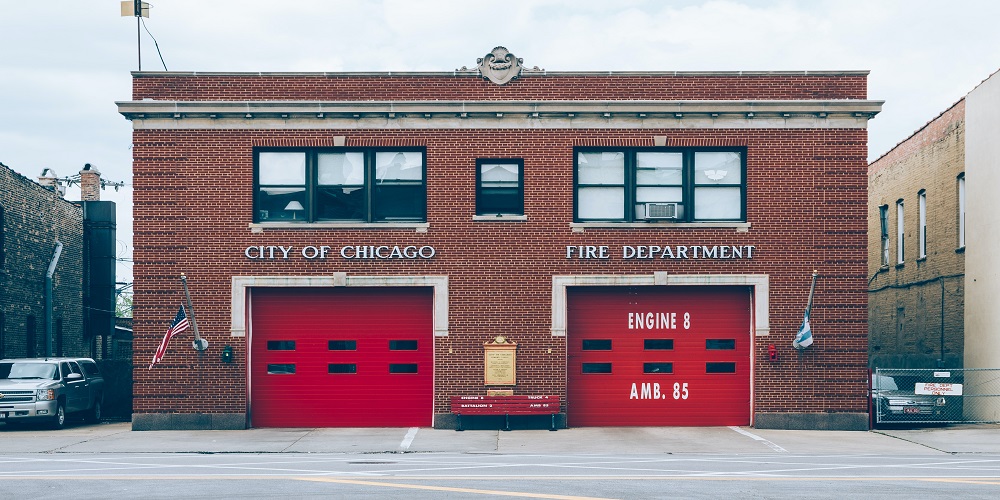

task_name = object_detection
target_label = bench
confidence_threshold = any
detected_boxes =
[450,395,560,431]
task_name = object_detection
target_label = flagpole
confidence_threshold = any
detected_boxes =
[180,273,208,351]
[805,270,818,316]
[793,270,819,351]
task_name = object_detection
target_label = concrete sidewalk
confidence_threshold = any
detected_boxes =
[3,422,1000,455]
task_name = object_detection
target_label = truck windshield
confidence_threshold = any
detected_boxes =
[0,362,59,380]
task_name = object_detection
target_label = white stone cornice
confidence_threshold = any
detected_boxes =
[117,99,883,130]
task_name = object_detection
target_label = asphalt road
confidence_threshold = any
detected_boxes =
[3,421,1000,498]
[3,452,1000,499]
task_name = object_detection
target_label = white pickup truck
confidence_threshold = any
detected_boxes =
[0,357,105,429]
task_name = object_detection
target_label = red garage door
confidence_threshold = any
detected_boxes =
[567,286,751,427]
[250,287,433,428]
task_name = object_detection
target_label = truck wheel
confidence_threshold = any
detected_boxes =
[87,399,103,424]
[49,403,66,430]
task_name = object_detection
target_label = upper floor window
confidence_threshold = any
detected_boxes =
[958,173,966,249]
[255,148,426,223]
[896,200,905,265]
[879,205,889,267]
[918,190,927,259]
[476,159,523,216]
[574,148,745,223]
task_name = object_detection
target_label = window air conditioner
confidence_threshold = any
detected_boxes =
[644,202,680,219]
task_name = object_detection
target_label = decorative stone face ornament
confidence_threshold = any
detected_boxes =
[477,46,523,85]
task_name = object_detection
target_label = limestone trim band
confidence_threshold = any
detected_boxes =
[230,274,449,337]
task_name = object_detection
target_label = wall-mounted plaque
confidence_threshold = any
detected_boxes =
[484,336,517,385]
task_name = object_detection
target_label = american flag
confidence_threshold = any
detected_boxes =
[149,305,189,369]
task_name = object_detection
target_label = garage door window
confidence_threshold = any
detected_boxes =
[644,339,674,350]
[643,362,673,374]
[706,362,736,374]
[582,339,612,350]
[328,364,357,374]
[267,363,296,374]
[328,340,357,350]
[705,339,736,350]
[389,363,418,374]
[582,362,612,374]
[267,340,296,350]
[389,340,418,350]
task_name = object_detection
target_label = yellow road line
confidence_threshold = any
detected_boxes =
[299,477,615,499]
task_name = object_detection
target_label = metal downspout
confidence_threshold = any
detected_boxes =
[45,240,63,357]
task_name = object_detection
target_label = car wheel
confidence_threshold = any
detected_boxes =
[88,399,103,424]
[49,402,66,430]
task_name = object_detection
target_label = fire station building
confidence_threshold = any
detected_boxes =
[118,48,882,431]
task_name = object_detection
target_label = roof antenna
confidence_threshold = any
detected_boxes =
[121,2,167,71]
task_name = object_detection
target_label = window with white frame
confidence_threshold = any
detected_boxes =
[918,190,927,259]
[896,199,905,265]
[574,148,745,222]
[958,173,965,249]
[254,148,425,223]
[879,205,889,267]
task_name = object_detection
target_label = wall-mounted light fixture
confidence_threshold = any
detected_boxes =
[221,345,234,364]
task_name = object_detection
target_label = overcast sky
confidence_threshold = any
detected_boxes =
[2,0,999,285]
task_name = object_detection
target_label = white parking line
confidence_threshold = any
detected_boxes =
[728,426,787,452]
[400,427,419,450]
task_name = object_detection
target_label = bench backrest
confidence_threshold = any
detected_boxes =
[451,395,560,414]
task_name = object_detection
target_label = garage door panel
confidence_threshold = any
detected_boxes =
[568,286,751,427]
[250,287,433,428]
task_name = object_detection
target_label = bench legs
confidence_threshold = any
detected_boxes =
[454,413,559,431]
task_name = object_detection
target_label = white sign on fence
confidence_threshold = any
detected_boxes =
[915,383,963,396]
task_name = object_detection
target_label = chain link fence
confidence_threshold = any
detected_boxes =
[873,368,1000,425]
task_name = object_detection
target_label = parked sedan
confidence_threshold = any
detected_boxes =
[872,373,948,424]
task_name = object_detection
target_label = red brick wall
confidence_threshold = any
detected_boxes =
[132,73,869,101]
[131,128,869,417]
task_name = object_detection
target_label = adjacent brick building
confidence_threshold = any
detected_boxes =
[867,100,965,370]
[0,163,118,361]
[119,48,882,430]
[1,163,84,359]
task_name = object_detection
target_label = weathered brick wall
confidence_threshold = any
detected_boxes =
[868,99,965,369]
[0,164,85,358]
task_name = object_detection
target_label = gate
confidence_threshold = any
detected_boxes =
[873,368,1000,425]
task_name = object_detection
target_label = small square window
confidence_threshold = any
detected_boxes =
[477,159,523,216]
[328,364,357,374]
